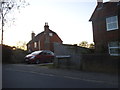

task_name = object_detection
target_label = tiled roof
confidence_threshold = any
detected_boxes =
[89,2,119,21]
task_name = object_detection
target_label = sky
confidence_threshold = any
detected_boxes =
[2,0,99,47]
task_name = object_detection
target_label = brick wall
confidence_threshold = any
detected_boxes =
[91,2,120,53]
[53,43,93,69]
[81,54,119,73]
[54,43,119,73]
[27,32,62,52]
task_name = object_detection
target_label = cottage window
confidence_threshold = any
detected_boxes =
[106,16,118,31]
[49,33,53,36]
[108,41,120,56]
[34,42,37,48]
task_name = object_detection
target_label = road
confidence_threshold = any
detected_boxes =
[2,64,118,88]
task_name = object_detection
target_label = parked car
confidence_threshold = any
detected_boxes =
[24,50,55,64]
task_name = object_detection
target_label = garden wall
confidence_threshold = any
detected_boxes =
[54,43,119,74]
[81,54,119,74]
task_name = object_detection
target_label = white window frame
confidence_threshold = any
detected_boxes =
[106,16,118,31]
[34,42,37,48]
[49,33,53,36]
[108,41,120,56]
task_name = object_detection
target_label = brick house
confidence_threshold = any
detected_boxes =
[89,0,120,56]
[27,23,63,52]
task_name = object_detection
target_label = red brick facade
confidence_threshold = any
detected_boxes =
[89,1,120,54]
[27,23,63,52]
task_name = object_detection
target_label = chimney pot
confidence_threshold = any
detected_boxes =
[45,22,48,26]
[44,22,49,32]
[97,0,103,5]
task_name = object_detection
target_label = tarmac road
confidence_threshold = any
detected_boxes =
[2,64,119,88]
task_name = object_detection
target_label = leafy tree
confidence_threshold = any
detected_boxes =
[79,41,88,48]
[89,43,95,49]
[16,41,27,50]
[79,41,95,49]
[0,0,29,44]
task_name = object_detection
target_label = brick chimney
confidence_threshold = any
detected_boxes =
[31,31,35,40]
[44,22,50,50]
[44,22,49,32]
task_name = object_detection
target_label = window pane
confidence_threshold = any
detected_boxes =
[106,18,111,23]
[108,41,120,56]
[112,16,117,22]
[107,24,112,30]
[111,16,116,22]
[106,16,118,30]
[110,48,118,54]
[109,41,118,47]
[112,23,117,29]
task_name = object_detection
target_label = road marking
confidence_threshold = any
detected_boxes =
[4,68,118,86]
[9,63,53,67]
[63,76,113,84]
[10,64,36,67]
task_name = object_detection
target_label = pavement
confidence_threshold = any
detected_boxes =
[4,63,119,86]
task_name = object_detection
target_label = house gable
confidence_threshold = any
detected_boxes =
[89,2,119,21]
[27,23,63,52]
[89,1,120,56]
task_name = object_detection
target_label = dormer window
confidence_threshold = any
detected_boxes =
[106,16,118,31]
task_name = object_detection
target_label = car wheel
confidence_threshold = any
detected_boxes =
[35,59,40,64]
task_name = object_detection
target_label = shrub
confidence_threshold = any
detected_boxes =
[2,44,27,64]
[12,49,27,63]
[2,45,13,63]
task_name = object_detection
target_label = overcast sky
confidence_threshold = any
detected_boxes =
[2,0,99,46]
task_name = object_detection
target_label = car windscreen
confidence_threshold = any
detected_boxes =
[42,50,54,55]
[47,52,54,55]
[31,51,42,55]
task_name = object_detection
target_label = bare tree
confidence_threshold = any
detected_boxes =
[16,41,27,50]
[0,0,29,45]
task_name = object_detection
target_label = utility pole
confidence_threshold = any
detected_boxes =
[1,3,4,45]
[0,1,5,45]
[0,0,29,45]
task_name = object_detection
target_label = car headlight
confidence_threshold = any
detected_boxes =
[30,56,35,59]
